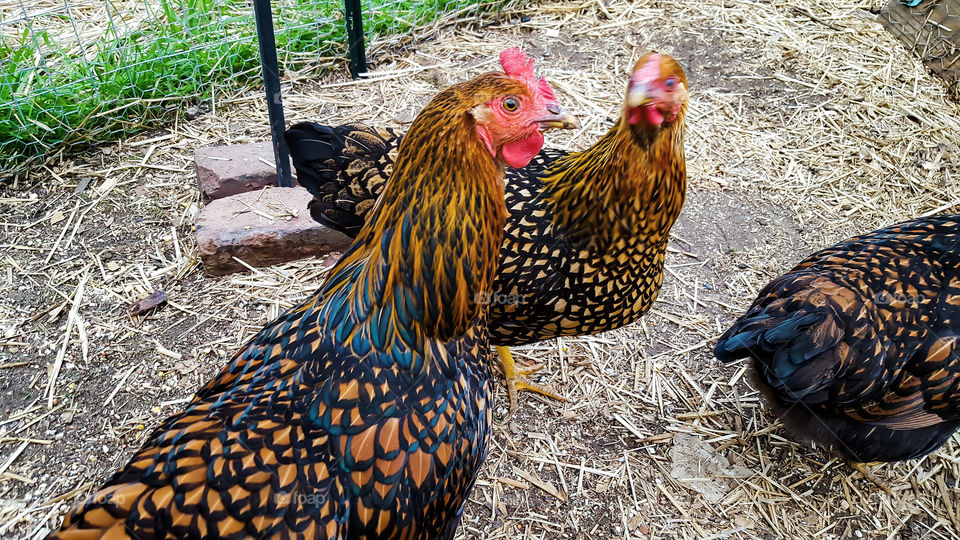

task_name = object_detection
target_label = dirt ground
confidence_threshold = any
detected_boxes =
[2,0,960,538]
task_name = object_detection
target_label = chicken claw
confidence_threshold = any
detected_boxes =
[497,346,567,413]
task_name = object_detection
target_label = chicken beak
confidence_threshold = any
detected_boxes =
[626,81,652,109]
[534,104,579,130]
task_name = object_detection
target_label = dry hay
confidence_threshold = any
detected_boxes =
[1,0,960,539]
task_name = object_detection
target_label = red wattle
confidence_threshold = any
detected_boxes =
[501,130,544,168]
[628,106,665,127]
[646,106,665,126]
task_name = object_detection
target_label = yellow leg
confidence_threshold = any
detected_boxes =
[497,345,567,412]
[846,460,893,496]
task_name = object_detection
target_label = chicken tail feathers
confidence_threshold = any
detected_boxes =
[714,273,875,403]
[285,122,399,238]
[715,308,839,400]
[715,311,826,361]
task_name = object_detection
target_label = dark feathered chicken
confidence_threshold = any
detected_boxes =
[286,53,689,410]
[51,49,576,539]
[715,215,960,491]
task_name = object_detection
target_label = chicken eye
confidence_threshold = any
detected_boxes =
[502,97,519,112]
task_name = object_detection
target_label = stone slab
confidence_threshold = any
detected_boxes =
[195,186,351,276]
[195,142,297,200]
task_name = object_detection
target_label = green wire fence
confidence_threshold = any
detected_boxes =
[0,0,507,177]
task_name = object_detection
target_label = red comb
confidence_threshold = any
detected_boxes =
[499,47,558,103]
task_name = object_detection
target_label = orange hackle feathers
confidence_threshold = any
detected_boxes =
[333,71,529,341]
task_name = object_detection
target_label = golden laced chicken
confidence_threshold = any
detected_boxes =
[286,53,688,410]
[715,215,960,492]
[51,48,576,539]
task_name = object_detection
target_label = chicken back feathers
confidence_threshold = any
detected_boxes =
[287,53,689,347]
[715,215,960,462]
[51,67,560,539]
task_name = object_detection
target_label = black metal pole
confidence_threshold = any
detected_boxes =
[253,0,293,187]
[344,0,367,79]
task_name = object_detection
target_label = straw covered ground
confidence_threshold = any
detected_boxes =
[2,0,960,538]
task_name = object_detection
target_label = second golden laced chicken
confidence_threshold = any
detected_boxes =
[50,48,576,539]
[715,215,960,492]
[285,53,689,409]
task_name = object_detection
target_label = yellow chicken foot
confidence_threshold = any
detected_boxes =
[497,346,567,412]
[846,460,893,496]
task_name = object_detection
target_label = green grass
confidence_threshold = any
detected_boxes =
[0,0,504,175]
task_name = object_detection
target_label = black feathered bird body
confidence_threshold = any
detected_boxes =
[55,283,493,538]
[491,126,686,344]
[715,215,960,463]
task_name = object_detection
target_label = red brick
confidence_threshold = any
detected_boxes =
[195,186,351,276]
[194,142,297,200]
